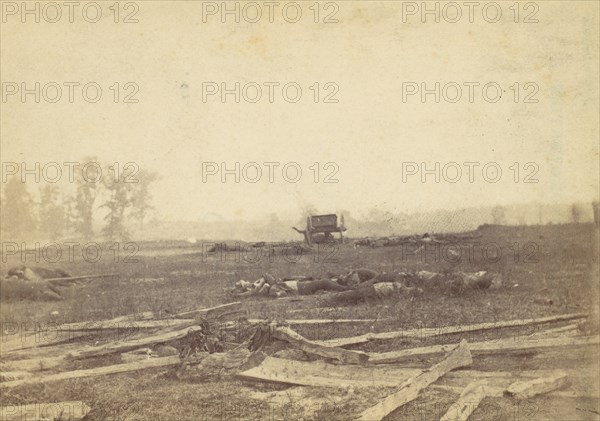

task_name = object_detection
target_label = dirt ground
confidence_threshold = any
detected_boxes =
[1,223,598,420]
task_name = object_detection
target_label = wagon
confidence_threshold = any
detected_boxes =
[292,214,346,245]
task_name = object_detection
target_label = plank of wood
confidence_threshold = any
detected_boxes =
[247,318,387,325]
[439,371,569,421]
[171,302,243,319]
[431,383,600,401]
[1,401,90,421]
[0,312,178,354]
[444,370,557,380]
[247,386,350,407]
[0,331,91,354]
[316,313,587,347]
[439,381,501,421]
[57,318,196,332]
[109,311,155,322]
[0,356,181,389]
[0,371,32,382]
[369,335,599,364]
[357,340,472,421]
[238,356,422,388]
[504,371,568,399]
[45,273,119,282]
[68,326,202,360]
[538,324,580,336]
[1,356,68,372]
[271,325,368,365]
[440,368,599,399]
[51,302,240,335]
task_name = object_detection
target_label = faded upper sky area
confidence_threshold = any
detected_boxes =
[1,1,598,221]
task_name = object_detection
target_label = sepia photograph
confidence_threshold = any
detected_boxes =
[1,1,599,420]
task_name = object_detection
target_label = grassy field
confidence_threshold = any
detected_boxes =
[0,223,598,420]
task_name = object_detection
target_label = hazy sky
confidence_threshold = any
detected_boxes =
[2,1,598,221]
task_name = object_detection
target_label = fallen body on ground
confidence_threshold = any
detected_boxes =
[2,266,77,301]
[229,268,501,301]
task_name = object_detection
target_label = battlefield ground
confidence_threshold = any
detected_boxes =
[0,223,598,421]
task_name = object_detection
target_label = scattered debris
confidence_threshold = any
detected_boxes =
[357,340,472,421]
[271,348,309,361]
[439,380,496,421]
[265,324,368,364]
[369,335,599,364]
[315,312,588,347]
[0,356,182,389]
[171,301,243,319]
[179,348,261,380]
[440,371,569,421]
[68,326,203,360]
[0,289,592,420]
[246,318,386,325]
[238,356,422,388]
[57,318,196,332]
[504,371,568,399]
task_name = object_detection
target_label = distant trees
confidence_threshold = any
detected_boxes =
[69,157,100,241]
[101,172,132,242]
[99,167,159,241]
[1,160,158,242]
[1,177,36,240]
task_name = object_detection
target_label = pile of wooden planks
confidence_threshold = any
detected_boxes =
[0,302,244,391]
[1,305,596,420]
[237,312,596,420]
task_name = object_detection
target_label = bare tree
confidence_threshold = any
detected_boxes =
[101,174,132,242]
[70,156,100,241]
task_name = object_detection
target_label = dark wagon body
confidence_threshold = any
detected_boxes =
[293,214,346,244]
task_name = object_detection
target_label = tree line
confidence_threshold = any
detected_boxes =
[1,158,158,242]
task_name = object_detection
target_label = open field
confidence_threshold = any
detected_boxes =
[1,223,599,420]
